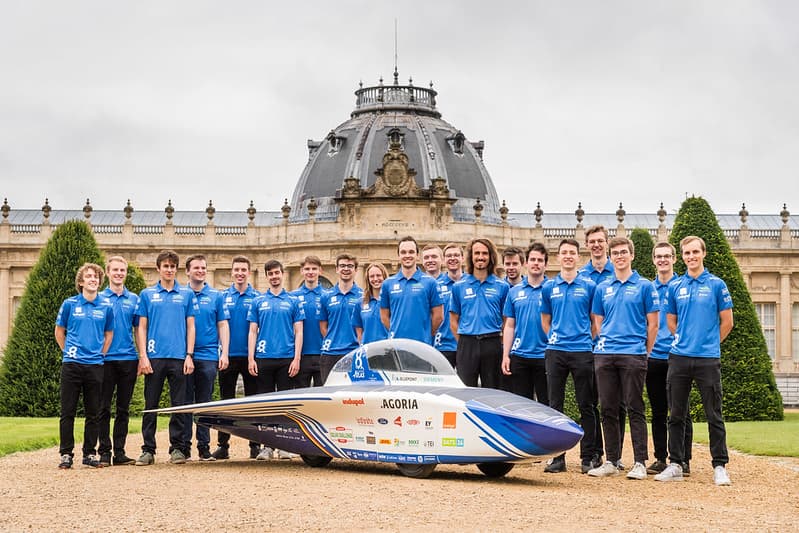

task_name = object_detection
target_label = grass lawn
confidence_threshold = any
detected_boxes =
[691,411,799,457]
[0,417,141,458]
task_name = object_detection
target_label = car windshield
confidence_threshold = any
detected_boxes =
[332,339,456,376]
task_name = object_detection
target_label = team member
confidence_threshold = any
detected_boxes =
[380,236,443,344]
[587,237,658,480]
[501,242,549,402]
[291,256,325,387]
[55,263,114,469]
[183,254,230,461]
[540,239,601,474]
[655,236,734,485]
[248,260,304,460]
[502,246,526,286]
[354,262,389,344]
[435,243,464,367]
[647,242,693,476]
[450,238,508,389]
[97,256,139,467]
[214,255,261,460]
[319,254,362,382]
[422,244,458,364]
[135,250,197,466]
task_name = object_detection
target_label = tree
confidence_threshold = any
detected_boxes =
[629,227,655,280]
[669,196,783,421]
[0,221,104,416]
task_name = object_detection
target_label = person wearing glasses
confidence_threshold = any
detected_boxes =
[319,253,362,382]
[587,237,659,480]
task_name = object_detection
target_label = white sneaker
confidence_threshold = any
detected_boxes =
[255,447,274,461]
[713,465,731,486]
[626,462,647,480]
[653,463,684,482]
[276,449,297,460]
[587,461,619,477]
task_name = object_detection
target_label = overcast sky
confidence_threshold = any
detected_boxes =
[1,1,797,217]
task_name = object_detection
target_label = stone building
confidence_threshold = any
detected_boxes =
[1,71,798,404]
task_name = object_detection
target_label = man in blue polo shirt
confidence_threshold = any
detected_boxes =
[422,244,458,366]
[655,236,734,486]
[213,255,261,460]
[291,255,325,387]
[380,236,443,345]
[587,237,659,480]
[501,242,548,402]
[450,238,508,389]
[436,243,464,368]
[97,256,139,467]
[248,259,304,460]
[540,238,601,474]
[319,253,362,383]
[55,263,114,469]
[502,246,526,287]
[646,242,693,476]
[183,254,229,461]
[134,250,197,466]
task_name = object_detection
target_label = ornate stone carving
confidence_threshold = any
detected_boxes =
[372,128,419,198]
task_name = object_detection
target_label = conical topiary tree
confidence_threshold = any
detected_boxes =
[0,220,105,416]
[669,196,783,421]
[629,227,655,280]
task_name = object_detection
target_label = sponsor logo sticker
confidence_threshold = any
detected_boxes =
[443,412,457,429]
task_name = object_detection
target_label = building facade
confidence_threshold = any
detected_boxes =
[1,72,798,404]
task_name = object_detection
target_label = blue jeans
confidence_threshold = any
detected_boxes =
[183,359,218,452]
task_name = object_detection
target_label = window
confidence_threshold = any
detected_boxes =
[793,303,799,362]
[755,303,776,360]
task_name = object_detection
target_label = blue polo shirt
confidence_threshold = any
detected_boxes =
[352,295,389,344]
[502,276,548,359]
[319,283,362,355]
[651,274,678,360]
[100,287,140,361]
[434,273,459,351]
[135,281,198,359]
[592,271,659,355]
[450,274,509,335]
[248,289,304,358]
[541,274,596,352]
[665,269,733,358]
[579,259,615,285]
[191,283,230,361]
[223,283,260,358]
[290,284,324,355]
[380,268,443,344]
[56,293,115,365]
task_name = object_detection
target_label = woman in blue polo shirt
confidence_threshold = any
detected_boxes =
[354,263,389,344]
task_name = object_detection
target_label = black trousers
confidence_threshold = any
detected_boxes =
[667,354,728,467]
[59,362,103,457]
[509,355,548,404]
[98,359,139,457]
[545,349,601,461]
[294,354,322,388]
[217,357,259,450]
[320,354,345,384]
[440,350,457,369]
[594,354,648,464]
[254,358,294,393]
[646,357,692,462]
[141,358,188,455]
[456,334,502,389]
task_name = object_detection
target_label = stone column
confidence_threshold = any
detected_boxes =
[779,272,792,371]
[0,267,9,351]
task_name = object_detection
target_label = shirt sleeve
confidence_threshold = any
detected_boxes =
[379,283,390,310]
[540,283,551,315]
[55,300,70,328]
[104,305,115,332]
[502,289,515,319]
[450,284,462,315]
[591,286,604,316]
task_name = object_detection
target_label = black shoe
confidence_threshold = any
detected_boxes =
[211,446,230,460]
[544,455,566,473]
[82,455,103,468]
[681,461,691,477]
[249,446,261,460]
[99,453,112,467]
[58,454,73,469]
[199,448,216,462]
[113,454,136,466]
[581,454,602,474]
[647,459,667,474]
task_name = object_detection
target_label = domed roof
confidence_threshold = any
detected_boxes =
[289,71,502,223]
